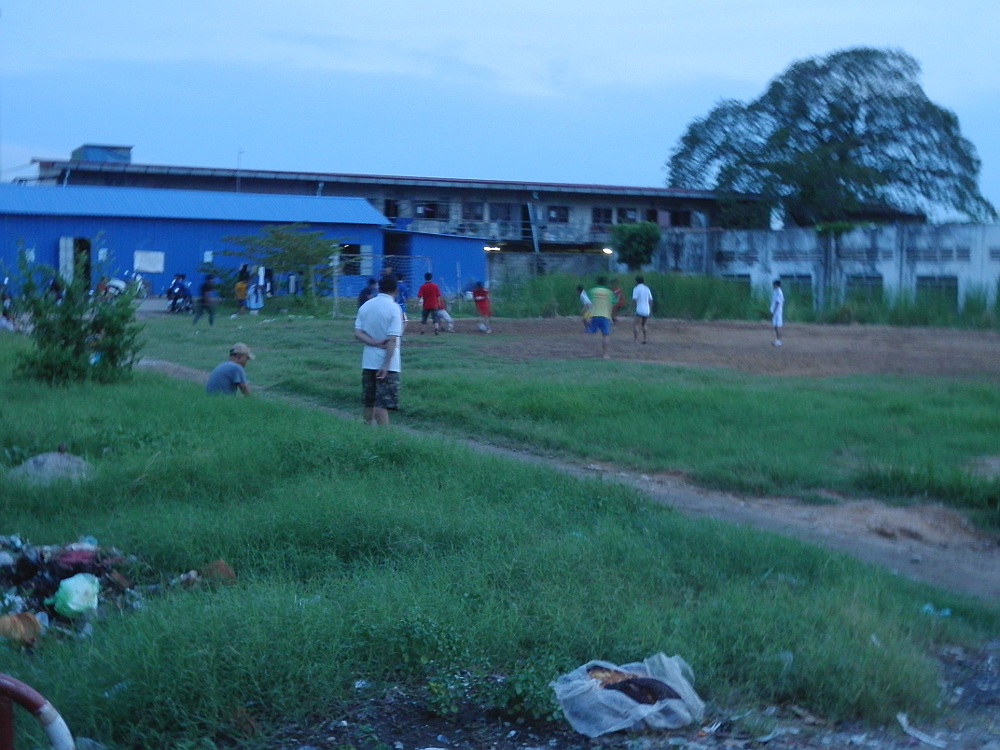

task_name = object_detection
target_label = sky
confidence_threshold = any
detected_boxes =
[1,1,998,216]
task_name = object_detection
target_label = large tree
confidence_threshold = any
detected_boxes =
[667,47,996,226]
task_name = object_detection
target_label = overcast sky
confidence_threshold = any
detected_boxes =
[1,1,998,215]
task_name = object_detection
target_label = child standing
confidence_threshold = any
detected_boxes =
[771,279,784,347]
[472,281,492,332]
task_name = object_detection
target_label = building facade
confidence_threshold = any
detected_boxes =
[31,145,762,255]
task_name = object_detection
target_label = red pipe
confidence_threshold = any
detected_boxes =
[0,674,74,750]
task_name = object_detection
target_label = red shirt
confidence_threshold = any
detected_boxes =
[472,287,491,316]
[418,282,441,310]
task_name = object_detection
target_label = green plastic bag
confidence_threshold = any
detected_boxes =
[47,573,100,618]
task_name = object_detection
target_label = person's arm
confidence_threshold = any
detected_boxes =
[354,328,387,348]
[377,336,398,378]
[237,381,251,396]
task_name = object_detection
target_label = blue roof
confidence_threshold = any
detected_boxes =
[0,184,389,225]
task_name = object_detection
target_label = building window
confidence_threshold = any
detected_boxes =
[462,202,485,221]
[916,275,958,311]
[592,207,613,227]
[489,203,515,222]
[384,199,400,220]
[670,210,692,228]
[547,206,570,223]
[645,209,659,223]
[846,275,883,303]
[617,208,638,223]
[415,201,450,220]
[780,274,813,309]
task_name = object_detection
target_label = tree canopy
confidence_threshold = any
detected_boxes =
[609,222,662,270]
[667,47,997,226]
[222,223,342,311]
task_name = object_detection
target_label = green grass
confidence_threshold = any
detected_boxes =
[1,337,998,747]
[136,311,1000,524]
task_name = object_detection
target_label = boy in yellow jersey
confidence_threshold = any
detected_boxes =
[587,276,614,359]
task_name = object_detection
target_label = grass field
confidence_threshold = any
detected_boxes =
[141,311,1000,525]
[1,319,999,747]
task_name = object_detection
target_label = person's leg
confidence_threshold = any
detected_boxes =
[192,303,202,325]
[362,370,377,424]
[640,316,648,343]
[373,407,390,425]
[633,316,640,343]
[602,333,610,359]
[207,305,215,326]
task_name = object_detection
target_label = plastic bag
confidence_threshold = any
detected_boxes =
[48,573,101,618]
[551,652,705,738]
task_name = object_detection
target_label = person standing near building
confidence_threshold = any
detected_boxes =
[587,276,614,359]
[417,272,442,335]
[472,281,492,333]
[193,274,216,327]
[357,277,378,309]
[771,279,784,347]
[205,343,254,395]
[354,275,402,426]
[631,276,653,344]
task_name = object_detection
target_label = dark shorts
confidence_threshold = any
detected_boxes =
[587,316,611,335]
[362,369,400,410]
[421,308,439,324]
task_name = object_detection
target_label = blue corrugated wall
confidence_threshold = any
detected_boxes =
[0,213,383,294]
[406,233,487,295]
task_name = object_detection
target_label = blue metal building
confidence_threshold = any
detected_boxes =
[0,184,388,295]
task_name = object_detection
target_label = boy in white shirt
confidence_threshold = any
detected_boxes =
[631,276,653,344]
[771,279,784,347]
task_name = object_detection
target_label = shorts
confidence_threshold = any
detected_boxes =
[587,316,611,335]
[772,310,783,328]
[421,308,439,324]
[362,369,400,410]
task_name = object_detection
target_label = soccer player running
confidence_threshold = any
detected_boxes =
[417,272,442,335]
[587,277,615,359]
[472,281,492,332]
[631,276,653,344]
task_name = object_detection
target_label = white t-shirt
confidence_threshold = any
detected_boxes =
[579,290,591,307]
[771,287,784,313]
[355,293,403,372]
[632,284,653,317]
[771,287,784,327]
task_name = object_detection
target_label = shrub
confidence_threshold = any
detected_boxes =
[14,256,144,385]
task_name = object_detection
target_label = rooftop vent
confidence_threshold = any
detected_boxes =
[70,144,133,164]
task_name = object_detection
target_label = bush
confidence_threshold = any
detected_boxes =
[14,257,144,385]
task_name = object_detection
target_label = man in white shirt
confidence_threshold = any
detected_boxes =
[631,276,654,344]
[354,276,403,426]
[771,279,784,347]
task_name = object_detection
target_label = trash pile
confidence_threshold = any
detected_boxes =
[0,534,235,648]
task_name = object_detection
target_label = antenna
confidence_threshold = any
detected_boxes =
[236,148,245,193]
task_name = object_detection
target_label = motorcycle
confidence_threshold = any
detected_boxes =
[105,271,148,300]
[166,278,193,313]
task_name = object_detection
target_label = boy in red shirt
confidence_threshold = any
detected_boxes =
[417,272,442,335]
[472,281,492,333]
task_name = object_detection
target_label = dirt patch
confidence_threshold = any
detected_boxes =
[470,316,1000,379]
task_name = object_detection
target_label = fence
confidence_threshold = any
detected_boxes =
[330,254,430,318]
